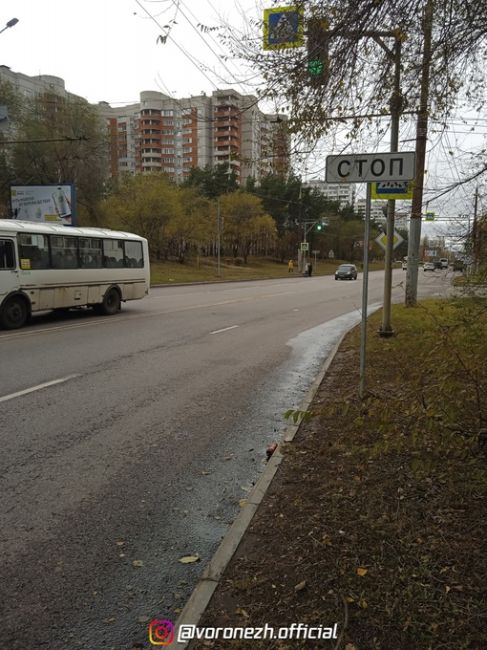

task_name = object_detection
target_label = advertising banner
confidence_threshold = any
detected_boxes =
[10,184,76,225]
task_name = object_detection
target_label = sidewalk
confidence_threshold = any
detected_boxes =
[175,301,486,650]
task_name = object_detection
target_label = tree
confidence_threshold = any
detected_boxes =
[101,174,181,260]
[183,164,238,199]
[219,191,277,262]
[166,186,213,262]
[6,90,108,222]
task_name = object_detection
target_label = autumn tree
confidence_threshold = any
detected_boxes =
[5,89,108,222]
[219,191,277,263]
[101,174,181,260]
[166,186,213,262]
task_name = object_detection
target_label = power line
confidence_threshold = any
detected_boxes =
[133,0,220,90]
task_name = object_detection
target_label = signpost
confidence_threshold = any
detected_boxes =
[325,151,416,398]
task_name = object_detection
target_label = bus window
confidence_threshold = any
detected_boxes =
[103,239,124,268]
[0,239,15,269]
[50,235,79,269]
[124,240,143,268]
[18,233,50,269]
[79,237,103,268]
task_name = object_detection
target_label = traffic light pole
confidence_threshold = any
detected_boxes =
[301,219,323,270]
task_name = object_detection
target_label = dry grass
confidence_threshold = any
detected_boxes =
[191,298,487,650]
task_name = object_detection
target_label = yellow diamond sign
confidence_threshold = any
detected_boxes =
[375,231,404,251]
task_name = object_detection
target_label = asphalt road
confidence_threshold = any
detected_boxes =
[0,270,450,650]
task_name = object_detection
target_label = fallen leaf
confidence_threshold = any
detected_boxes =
[236,607,249,618]
[179,555,200,564]
[294,580,307,592]
[345,596,355,603]
[345,645,358,650]
[445,585,451,593]
[356,567,368,577]
[358,597,368,609]
[132,560,144,568]
[115,541,125,546]
[239,499,248,507]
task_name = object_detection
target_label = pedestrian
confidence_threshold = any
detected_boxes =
[308,262,313,277]
[288,259,294,273]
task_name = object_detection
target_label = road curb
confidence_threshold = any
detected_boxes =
[173,327,351,648]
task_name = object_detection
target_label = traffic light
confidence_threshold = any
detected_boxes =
[307,18,329,85]
[315,221,326,232]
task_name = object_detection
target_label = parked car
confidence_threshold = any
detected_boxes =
[424,262,435,272]
[439,258,448,269]
[434,260,442,269]
[401,261,407,270]
[335,264,358,280]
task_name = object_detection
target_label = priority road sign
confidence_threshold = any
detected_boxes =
[375,231,404,251]
[263,6,304,50]
[371,181,414,200]
[326,152,416,183]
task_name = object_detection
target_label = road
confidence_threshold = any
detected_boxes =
[0,270,449,649]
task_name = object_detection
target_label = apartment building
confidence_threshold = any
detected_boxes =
[355,198,388,221]
[303,180,355,209]
[101,88,289,185]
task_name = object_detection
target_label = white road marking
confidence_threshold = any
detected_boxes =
[210,325,240,335]
[0,374,79,404]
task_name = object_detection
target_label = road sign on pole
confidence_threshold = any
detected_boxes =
[371,181,414,200]
[263,6,304,50]
[325,152,416,183]
[375,231,404,251]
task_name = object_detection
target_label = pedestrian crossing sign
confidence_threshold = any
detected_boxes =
[263,6,304,50]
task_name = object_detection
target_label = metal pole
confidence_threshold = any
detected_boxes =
[380,36,401,337]
[473,186,479,272]
[359,183,372,399]
[217,198,221,277]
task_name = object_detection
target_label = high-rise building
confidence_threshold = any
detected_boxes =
[100,89,289,185]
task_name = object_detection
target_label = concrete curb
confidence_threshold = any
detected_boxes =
[173,327,351,648]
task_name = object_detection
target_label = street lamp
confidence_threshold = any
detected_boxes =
[0,18,19,35]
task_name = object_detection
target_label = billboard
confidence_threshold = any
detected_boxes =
[10,184,76,226]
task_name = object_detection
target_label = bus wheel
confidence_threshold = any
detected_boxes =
[0,296,28,329]
[98,288,121,315]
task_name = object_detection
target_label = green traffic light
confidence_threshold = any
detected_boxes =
[308,60,324,76]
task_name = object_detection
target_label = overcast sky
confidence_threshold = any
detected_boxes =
[0,0,260,105]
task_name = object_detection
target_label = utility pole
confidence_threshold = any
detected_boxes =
[405,0,433,306]
[378,33,402,337]
[473,186,479,272]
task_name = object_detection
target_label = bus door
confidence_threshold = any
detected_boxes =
[0,238,19,300]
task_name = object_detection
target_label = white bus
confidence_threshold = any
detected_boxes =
[0,220,150,329]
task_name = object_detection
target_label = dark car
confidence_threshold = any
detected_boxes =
[335,264,358,280]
